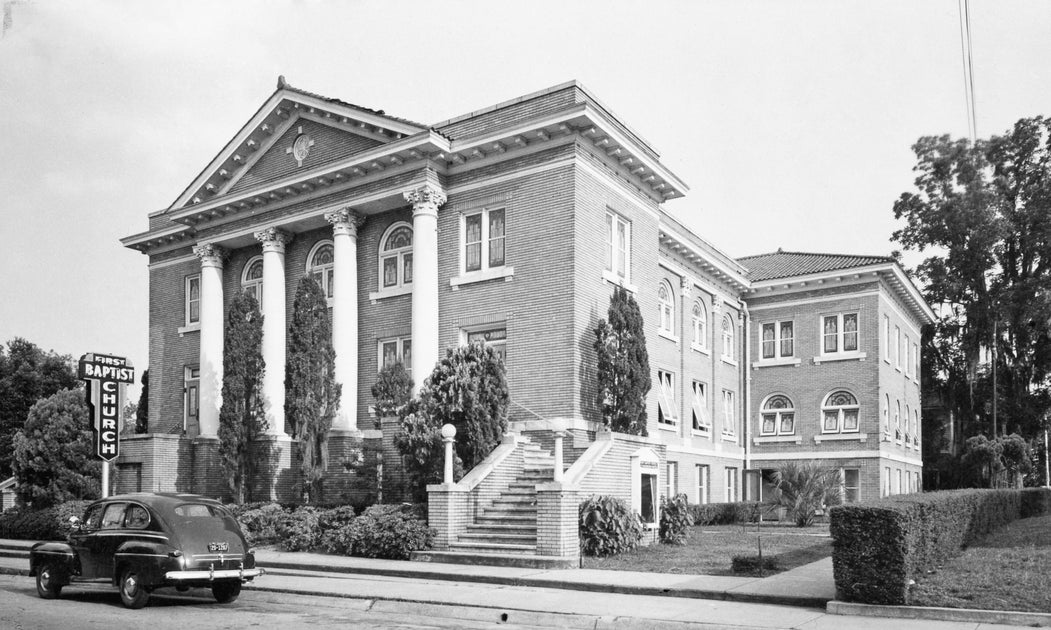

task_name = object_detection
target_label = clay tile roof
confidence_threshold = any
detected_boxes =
[737,249,895,281]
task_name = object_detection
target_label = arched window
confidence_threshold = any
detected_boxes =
[760,394,795,436]
[658,281,674,334]
[914,409,920,444]
[242,256,264,305]
[721,315,735,360]
[895,400,902,439]
[308,240,334,300]
[883,393,891,434]
[905,403,911,441]
[379,223,413,290]
[691,300,707,349]
[822,390,859,433]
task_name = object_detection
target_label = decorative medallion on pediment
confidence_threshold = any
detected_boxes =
[287,126,315,167]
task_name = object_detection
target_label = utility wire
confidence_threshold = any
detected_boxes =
[958,0,978,142]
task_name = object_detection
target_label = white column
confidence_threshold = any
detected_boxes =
[193,243,226,438]
[404,185,446,394]
[254,227,292,436]
[325,208,361,433]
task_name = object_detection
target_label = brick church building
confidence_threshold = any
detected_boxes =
[120,79,932,557]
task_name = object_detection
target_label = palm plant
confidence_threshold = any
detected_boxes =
[769,461,843,527]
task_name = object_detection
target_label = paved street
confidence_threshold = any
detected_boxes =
[0,574,551,630]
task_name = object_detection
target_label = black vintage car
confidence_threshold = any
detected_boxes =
[29,493,263,608]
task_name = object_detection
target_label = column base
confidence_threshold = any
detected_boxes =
[325,431,381,506]
[191,436,228,501]
[249,435,298,503]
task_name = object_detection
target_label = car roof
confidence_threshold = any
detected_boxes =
[90,493,227,512]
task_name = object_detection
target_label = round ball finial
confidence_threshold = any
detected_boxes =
[441,424,457,439]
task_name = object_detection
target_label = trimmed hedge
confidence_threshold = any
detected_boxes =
[688,501,762,526]
[0,500,93,541]
[830,488,1051,605]
[1020,487,1051,518]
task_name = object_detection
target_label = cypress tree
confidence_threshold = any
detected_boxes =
[285,276,339,503]
[135,369,149,434]
[594,286,651,435]
[218,291,267,504]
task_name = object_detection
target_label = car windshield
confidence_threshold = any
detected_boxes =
[174,503,228,519]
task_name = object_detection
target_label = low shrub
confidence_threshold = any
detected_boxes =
[579,495,643,557]
[317,505,358,554]
[235,502,288,546]
[659,493,693,545]
[276,505,322,551]
[54,500,93,539]
[731,554,784,575]
[688,501,762,526]
[344,504,433,560]
[1020,487,1051,518]
[830,488,1024,605]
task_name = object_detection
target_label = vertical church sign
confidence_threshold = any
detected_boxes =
[77,353,135,462]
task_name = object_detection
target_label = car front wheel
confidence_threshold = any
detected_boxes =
[119,568,150,609]
[36,563,62,599]
[212,580,241,604]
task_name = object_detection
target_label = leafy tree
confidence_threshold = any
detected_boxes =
[960,433,1033,488]
[0,338,78,478]
[284,277,339,503]
[12,388,100,507]
[893,117,1051,443]
[594,286,651,435]
[135,369,149,434]
[218,292,268,504]
[392,400,463,502]
[416,343,509,470]
[769,461,842,527]
[371,362,413,425]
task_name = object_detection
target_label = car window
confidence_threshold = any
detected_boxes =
[100,503,127,529]
[174,503,225,518]
[126,505,150,529]
[82,505,103,530]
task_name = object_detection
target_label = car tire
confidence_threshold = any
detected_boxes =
[35,563,62,599]
[119,568,150,609]
[211,581,241,604]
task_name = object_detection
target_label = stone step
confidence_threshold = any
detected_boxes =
[456,533,537,546]
[484,504,536,515]
[500,486,536,496]
[491,496,536,506]
[464,523,537,535]
[409,550,577,569]
[448,541,537,554]
[474,514,535,525]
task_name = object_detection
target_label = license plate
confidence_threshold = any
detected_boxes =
[208,542,229,552]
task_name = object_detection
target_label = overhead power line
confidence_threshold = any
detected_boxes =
[958,0,978,142]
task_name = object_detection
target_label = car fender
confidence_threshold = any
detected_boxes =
[29,541,79,580]
[111,538,177,587]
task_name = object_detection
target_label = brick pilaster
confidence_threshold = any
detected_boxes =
[191,436,228,500]
[535,482,581,558]
[426,484,468,549]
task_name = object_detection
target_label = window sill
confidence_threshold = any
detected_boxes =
[602,270,637,294]
[721,357,738,367]
[721,433,738,443]
[691,428,711,438]
[369,285,412,303]
[812,351,867,364]
[450,266,515,289]
[177,324,201,335]
[657,330,679,343]
[751,357,801,369]
[813,432,867,443]
[657,423,680,432]
[690,343,709,355]
[752,435,802,445]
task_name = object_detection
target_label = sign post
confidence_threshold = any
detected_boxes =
[77,353,135,498]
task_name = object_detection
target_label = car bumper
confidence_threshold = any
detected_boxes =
[165,567,264,582]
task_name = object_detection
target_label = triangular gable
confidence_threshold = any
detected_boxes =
[226,117,384,195]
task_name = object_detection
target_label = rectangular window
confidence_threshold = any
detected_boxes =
[914,471,921,493]
[905,334,912,376]
[895,326,901,369]
[463,207,506,274]
[185,274,201,326]
[666,462,678,499]
[884,466,891,496]
[696,464,710,504]
[722,390,736,437]
[883,314,891,362]
[822,312,859,354]
[914,342,920,378]
[895,469,902,495]
[841,469,860,503]
[761,321,793,359]
[725,467,738,501]
[691,381,710,433]
[605,210,631,282]
[657,370,677,425]
[466,326,507,363]
[378,337,412,374]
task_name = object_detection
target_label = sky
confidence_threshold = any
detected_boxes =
[1,0,1049,403]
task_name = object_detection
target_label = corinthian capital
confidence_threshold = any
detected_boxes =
[325,208,364,238]
[254,227,293,253]
[193,242,227,267]
[403,185,447,217]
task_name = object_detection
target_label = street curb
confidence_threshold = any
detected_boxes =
[0,565,28,576]
[827,600,1051,627]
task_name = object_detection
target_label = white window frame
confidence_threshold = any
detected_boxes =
[457,207,511,282]
[759,394,796,436]
[184,274,201,328]
[378,336,412,375]
[721,389,736,439]
[691,300,708,352]
[895,468,902,495]
[820,312,860,356]
[462,324,507,363]
[378,222,414,294]
[241,256,264,306]
[760,320,794,360]
[884,466,891,496]
[821,390,860,434]
[656,370,678,426]
[725,466,738,501]
[666,461,678,499]
[721,314,735,362]
[657,280,675,337]
[603,210,632,288]
[914,409,921,448]
[690,381,710,435]
[695,464,710,504]
[904,334,912,376]
[883,393,891,436]
[895,399,902,441]
[307,240,335,305]
[914,342,920,379]
[883,314,891,363]
[840,468,860,503]
[905,403,912,443]
[895,325,902,370]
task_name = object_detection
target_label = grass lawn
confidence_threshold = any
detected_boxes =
[581,522,833,576]
[909,514,1051,613]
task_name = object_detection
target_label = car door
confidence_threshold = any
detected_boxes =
[86,502,128,580]
[69,503,104,578]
